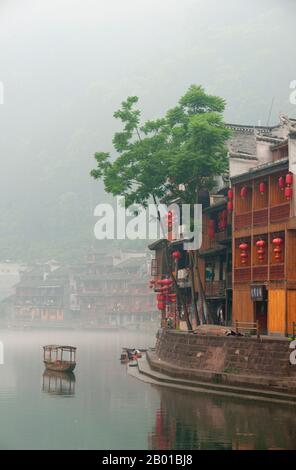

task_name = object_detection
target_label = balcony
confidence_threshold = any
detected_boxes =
[215,225,232,243]
[205,280,226,298]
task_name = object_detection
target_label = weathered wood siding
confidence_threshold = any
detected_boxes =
[232,286,254,323]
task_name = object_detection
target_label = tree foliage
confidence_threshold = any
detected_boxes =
[91,85,231,206]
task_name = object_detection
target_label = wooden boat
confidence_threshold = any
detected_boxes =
[120,348,143,362]
[43,345,77,372]
[128,360,138,368]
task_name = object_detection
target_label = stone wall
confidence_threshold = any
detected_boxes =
[155,329,296,378]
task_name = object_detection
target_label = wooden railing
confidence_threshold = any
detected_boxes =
[270,264,285,280]
[234,267,251,282]
[253,266,268,281]
[234,203,290,230]
[234,212,252,230]
[270,203,290,223]
[205,280,226,297]
[233,320,260,339]
[253,208,268,226]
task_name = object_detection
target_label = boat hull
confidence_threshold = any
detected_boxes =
[44,361,76,372]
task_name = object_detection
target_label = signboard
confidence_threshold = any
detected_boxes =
[250,285,267,301]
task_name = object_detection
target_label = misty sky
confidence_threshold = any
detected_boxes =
[0,0,295,260]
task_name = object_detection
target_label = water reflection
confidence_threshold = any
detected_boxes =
[149,388,296,450]
[42,370,76,397]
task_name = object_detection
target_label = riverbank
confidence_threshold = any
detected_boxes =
[129,329,296,405]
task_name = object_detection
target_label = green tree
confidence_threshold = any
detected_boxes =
[91,85,231,328]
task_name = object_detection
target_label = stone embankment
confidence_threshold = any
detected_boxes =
[130,328,296,404]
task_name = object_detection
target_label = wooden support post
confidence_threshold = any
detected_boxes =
[236,320,238,334]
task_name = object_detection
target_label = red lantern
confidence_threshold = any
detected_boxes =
[240,186,248,198]
[239,242,248,251]
[157,278,173,286]
[285,186,293,200]
[259,182,266,195]
[158,285,170,290]
[156,294,165,301]
[239,242,249,265]
[227,200,233,212]
[278,176,285,190]
[172,251,181,260]
[227,188,233,200]
[256,239,266,262]
[157,302,165,310]
[286,173,293,186]
[272,237,283,262]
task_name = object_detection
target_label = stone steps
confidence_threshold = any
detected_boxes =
[135,353,296,405]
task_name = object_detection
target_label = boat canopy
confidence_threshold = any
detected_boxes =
[43,345,77,364]
[43,345,77,352]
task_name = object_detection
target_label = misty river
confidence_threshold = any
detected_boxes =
[0,329,295,450]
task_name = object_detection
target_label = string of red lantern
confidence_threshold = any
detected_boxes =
[239,242,249,265]
[227,188,233,212]
[285,173,293,200]
[278,176,285,190]
[272,237,283,262]
[255,239,266,262]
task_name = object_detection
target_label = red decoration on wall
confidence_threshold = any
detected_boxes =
[272,237,283,262]
[240,186,248,198]
[256,239,266,262]
[172,251,181,260]
[218,210,227,230]
[259,182,266,195]
[208,219,215,239]
[239,242,249,265]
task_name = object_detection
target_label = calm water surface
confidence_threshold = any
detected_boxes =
[0,329,295,450]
